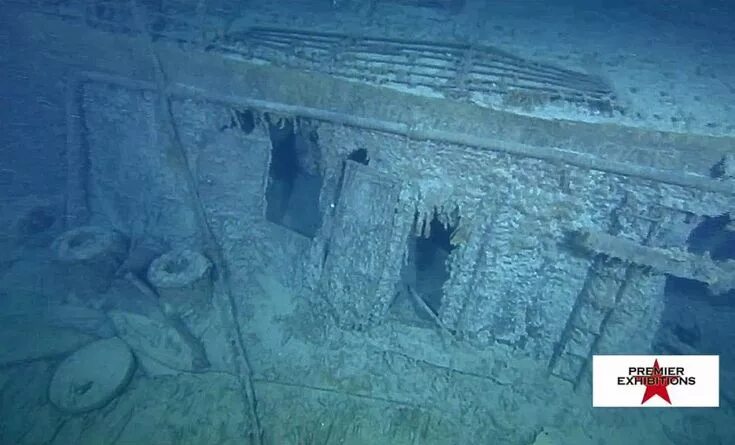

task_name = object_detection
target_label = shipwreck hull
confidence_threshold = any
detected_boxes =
[3,2,735,442]
[46,7,734,356]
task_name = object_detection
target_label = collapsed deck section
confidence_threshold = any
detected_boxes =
[217,27,618,115]
[10,0,618,115]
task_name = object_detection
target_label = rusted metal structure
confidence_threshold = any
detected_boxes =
[3,0,735,443]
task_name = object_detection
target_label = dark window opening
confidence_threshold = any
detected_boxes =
[685,213,734,261]
[348,148,369,165]
[264,117,323,238]
[220,108,256,134]
[656,213,734,359]
[233,109,255,134]
[661,212,735,304]
[393,210,459,324]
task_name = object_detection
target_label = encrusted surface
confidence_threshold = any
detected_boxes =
[217,27,618,115]
[3,4,735,444]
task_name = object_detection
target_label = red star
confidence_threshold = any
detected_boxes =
[641,359,671,405]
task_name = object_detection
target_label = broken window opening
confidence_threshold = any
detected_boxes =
[393,210,459,324]
[233,109,255,134]
[264,116,323,238]
[657,213,734,355]
[664,213,735,299]
[220,108,256,134]
[348,148,369,165]
[686,213,734,261]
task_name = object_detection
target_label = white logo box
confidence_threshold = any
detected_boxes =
[592,355,719,408]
